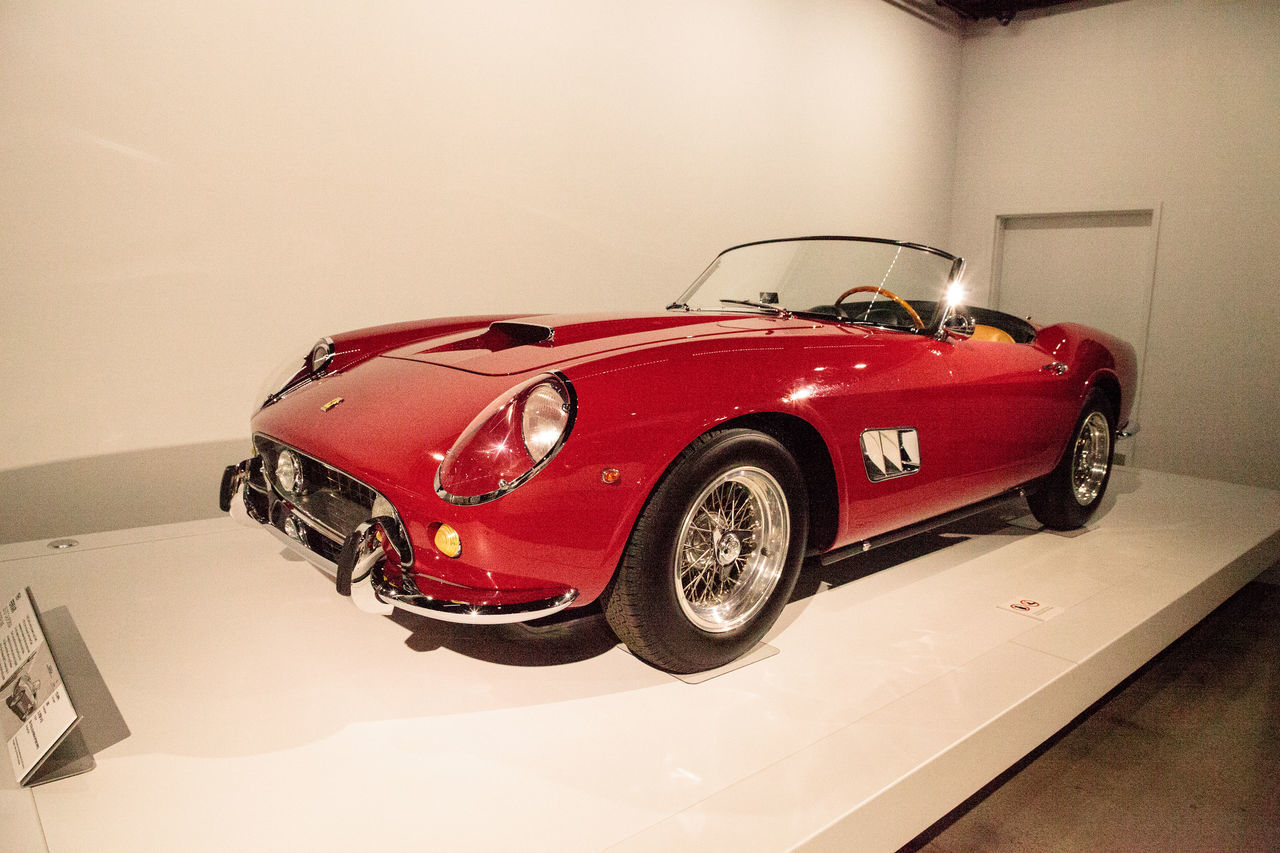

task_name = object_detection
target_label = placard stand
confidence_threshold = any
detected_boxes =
[2,589,115,787]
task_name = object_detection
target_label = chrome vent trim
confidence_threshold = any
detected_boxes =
[860,427,922,482]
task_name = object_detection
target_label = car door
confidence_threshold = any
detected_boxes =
[931,332,1077,494]
[814,329,975,545]
[819,327,1073,548]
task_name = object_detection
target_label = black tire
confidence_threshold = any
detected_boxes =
[1027,391,1115,530]
[602,428,808,673]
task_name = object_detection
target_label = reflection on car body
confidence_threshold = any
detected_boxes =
[220,236,1137,673]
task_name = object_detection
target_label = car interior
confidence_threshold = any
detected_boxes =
[806,298,1036,343]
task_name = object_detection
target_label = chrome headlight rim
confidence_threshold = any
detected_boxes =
[435,372,577,506]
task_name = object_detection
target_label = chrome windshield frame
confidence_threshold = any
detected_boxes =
[671,236,966,337]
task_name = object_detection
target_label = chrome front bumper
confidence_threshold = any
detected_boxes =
[222,459,578,625]
[369,567,578,624]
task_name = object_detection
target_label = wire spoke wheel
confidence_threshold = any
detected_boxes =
[1027,391,1115,532]
[674,466,789,633]
[603,428,807,673]
[1071,411,1111,506]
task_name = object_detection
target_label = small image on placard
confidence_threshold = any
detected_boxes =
[6,659,52,723]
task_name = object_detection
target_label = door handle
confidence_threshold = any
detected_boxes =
[1042,362,1068,375]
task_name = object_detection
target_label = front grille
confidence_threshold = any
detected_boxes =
[252,435,410,563]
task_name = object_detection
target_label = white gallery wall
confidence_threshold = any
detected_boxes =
[2,0,1277,543]
[949,0,1280,490]
[0,0,961,541]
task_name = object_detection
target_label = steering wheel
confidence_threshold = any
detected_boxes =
[834,286,925,329]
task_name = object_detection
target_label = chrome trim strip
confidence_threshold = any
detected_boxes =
[820,486,1026,566]
[717,235,960,264]
[370,566,579,624]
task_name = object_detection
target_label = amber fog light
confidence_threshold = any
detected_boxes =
[434,524,462,558]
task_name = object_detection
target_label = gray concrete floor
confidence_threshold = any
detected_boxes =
[903,565,1280,853]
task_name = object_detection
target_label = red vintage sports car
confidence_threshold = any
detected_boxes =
[220,236,1137,673]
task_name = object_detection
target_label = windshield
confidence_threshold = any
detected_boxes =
[672,237,963,332]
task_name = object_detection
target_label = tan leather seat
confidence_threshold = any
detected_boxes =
[970,324,1015,344]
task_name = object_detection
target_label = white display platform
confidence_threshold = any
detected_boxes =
[2,468,1277,852]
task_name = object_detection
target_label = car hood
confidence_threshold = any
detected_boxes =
[381,312,799,376]
[252,310,866,498]
[252,355,525,500]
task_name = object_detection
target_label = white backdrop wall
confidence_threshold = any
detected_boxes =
[949,0,1280,489]
[0,1,962,541]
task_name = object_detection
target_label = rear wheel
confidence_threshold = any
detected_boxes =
[603,428,808,673]
[1027,391,1115,530]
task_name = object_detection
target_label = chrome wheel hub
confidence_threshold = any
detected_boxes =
[674,466,789,633]
[1071,411,1111,506]
[715,532,742,566]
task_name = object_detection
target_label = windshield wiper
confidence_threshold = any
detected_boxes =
[719,298,790,317]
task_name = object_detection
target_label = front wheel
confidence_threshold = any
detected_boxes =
[603,428,808,673]
[1027,391,1115,530]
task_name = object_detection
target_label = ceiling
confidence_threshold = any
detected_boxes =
[934,0,1091,25]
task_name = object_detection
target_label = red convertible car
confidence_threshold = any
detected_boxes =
[220,237,1136,673]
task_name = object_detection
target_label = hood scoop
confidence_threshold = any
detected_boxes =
[486,320,554,347]
[421,321,554,357]
[388,312,749,376]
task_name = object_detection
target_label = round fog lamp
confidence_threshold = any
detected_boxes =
[283,516,304,543]
[434,524,462,558]
[276,450,302,493]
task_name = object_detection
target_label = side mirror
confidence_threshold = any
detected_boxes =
[942,312,975,337]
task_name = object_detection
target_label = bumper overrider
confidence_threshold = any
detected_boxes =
[219,446,578,624]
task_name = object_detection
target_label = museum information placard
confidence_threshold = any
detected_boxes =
[2,587,81,786]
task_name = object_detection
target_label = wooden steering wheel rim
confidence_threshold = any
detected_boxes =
[834,285,925,329]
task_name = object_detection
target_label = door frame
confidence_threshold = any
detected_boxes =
[989,205,1163,459]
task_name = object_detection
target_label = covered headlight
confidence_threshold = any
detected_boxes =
[436,373,576,505]
[257,337,335,409]
[522,383,571,460]
[309,337,335,373]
